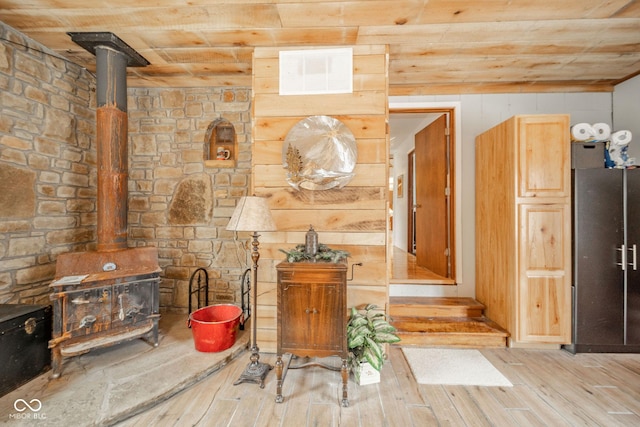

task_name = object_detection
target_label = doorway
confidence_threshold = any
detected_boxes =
[390,108,456,283]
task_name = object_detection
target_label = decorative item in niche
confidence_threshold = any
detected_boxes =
[205,118,236,162]
[282,115,357,191]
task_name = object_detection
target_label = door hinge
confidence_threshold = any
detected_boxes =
[445,127,450,136]
[444,187,450,197]
[444,248,450,257]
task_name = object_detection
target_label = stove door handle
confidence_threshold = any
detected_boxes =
[79,315,96,329]
[118,294,125,321]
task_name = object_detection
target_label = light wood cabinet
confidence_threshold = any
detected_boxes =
[475,115,571,346]
[275,261,349,406]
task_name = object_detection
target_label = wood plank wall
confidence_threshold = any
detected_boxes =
[251,45,389,352]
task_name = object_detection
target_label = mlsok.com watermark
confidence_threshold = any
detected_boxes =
[9,399,47,420]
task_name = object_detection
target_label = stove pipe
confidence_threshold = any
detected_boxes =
[69,33,149,252]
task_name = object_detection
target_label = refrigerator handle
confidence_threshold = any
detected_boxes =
[617,245,626,271]
[629,244,638,271]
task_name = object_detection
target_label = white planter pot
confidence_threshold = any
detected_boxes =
[354,361,380,385]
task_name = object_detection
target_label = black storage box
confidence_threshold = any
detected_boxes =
[0,304,52,397]
[572,141,606,169]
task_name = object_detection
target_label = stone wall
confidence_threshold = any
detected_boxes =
[127,87,252,312]
[1,22,253,312]
[0,22,97,304]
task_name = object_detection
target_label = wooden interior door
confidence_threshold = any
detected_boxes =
[414,114,450,277]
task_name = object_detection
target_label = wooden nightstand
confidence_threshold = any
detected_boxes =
[275,261,349,407]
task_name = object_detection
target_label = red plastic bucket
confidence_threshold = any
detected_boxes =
[189,304,243,352]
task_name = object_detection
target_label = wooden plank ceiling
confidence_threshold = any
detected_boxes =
[1,0,639,94]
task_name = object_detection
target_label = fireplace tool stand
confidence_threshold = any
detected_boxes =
[187,267,250,331]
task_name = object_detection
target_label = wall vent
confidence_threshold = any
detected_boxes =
[279,48,353,95]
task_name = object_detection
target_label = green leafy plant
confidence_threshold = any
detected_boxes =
[279,243,350,263]
[346,304,401,372]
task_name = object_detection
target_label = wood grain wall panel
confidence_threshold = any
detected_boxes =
[254,229,387,258]
[252,45,389,352]
[253,115,386,140]
[254,73,388,95]
[254,138,386,164]
[269,210,386,232]
[254,92,387,117]
[260,243,387,259]
[254,188,386,210]
[254,164,387,188]
[261,253,387,288]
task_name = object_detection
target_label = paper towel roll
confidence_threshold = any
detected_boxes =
[611,130,632,146]
[591,123,611,141]
[571,123,596,141]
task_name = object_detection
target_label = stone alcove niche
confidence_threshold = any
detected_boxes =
[204,118,237,168]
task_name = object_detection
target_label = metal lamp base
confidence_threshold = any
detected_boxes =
[233,359,272,389]
[232,230,272,389]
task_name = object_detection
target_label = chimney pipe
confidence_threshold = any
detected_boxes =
[68,33,149,251]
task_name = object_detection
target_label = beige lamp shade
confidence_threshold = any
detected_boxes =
[226,196,276,232]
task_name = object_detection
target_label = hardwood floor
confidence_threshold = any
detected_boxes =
[117,346,640,426]
[391,246,455,285]
[115,250,639,426]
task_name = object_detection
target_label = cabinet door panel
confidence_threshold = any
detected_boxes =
[518,204,571,343]
[308,284,343,351]
[279,283,310,348]
[518,115,570,198]
[520,276,569,342]
[520,204,569,271]
[279,283,345,352]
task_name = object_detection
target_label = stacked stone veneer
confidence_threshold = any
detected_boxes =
[0,22,97,304]
[1,22,253,311]
[127,87,252,311]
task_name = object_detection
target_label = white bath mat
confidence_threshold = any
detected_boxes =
[402,348,513,387]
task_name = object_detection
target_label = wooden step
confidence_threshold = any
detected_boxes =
[389,296,485,318]
[388,297,509,348]
[390,316,510,348]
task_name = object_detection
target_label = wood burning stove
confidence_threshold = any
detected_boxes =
[49,248,160,378]
[48,33,158,378]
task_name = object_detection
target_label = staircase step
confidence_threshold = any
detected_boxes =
[391,316,510,348]
[389,296,485,318]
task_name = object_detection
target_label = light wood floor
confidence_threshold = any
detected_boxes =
[117,346,640,427]
[391,246,455,285]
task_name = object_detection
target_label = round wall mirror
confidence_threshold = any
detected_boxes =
[282,115,357,191]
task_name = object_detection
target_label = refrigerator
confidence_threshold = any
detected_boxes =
[564,166,640,353]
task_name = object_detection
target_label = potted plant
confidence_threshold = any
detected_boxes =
[279,243,350,263]
[346,304,401,385]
